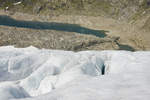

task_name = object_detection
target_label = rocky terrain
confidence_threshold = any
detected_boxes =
[0,0,150,51]
[0,25,119,51]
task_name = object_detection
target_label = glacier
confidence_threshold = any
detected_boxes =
[0,46,150,100]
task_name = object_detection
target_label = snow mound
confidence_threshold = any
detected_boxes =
[0,82,29,100]
[0,46,150,100]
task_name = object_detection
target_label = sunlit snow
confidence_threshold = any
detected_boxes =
[0,46,150,100]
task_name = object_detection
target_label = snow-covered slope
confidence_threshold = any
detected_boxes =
[0,46,150,100]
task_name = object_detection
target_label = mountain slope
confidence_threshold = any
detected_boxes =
[0,0,150,20]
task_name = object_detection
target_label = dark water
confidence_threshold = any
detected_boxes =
[118,44,135,51]
[0,15,107,38]
[116,42,135,51]
[0,15,135,51]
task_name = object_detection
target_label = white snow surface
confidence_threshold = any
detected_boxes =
[0,46,150,100]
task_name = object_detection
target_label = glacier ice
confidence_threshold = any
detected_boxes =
[0,46,150,100]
